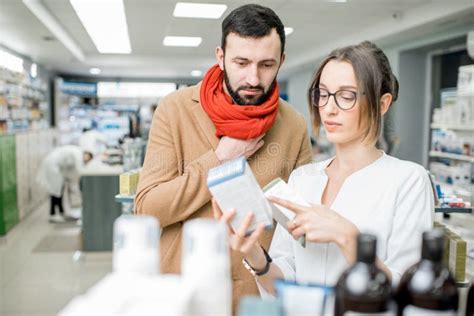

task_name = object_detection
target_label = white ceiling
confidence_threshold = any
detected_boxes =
[0,0,473,79]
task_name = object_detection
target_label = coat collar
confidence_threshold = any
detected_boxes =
[190,82,219,150]
[191,81,202,102]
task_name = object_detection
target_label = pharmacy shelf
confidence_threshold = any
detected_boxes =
[439,183,473,196]
[430,123,474,131]
[435,207,472,214]
[115,194,134,203]
[457,91,474,97]
[429,151,474,163]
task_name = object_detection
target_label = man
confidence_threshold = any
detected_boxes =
[36,145,93,222]
[135,4,312,309]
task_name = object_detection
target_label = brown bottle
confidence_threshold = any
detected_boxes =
[334,233,392,316]
[396,229,458,316]
[467,279,473,316]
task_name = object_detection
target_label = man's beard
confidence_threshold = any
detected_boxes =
[223,67,278,106]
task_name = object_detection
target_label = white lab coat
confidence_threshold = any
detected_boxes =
[36,145,84,197]
[258,152,434,297]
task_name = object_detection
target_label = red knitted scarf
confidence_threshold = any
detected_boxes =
[199,64,279,140]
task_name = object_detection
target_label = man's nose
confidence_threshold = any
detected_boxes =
[245,65,260,87]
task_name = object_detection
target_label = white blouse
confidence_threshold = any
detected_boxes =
[268,152,434,288]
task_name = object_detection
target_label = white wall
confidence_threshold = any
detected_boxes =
[395,50,427,164]
[286,67,314,134]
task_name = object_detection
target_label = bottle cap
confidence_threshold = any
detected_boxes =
[356,233,377,264]
[421,229,444,262]
[113,214,160,274]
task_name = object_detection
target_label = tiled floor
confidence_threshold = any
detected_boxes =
[0,203,112,316]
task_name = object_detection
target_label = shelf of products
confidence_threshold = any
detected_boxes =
[429,151,474,163]
[429,64,473,289]
[429,65,474,207]
[439,182,473,192]
[435,207,473,214]
[430,123,474,131]
[0,67,50,135]
[54,78,149,147]
[437,182,473,197]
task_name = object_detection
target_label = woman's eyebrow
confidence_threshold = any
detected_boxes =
[319,83,357,90]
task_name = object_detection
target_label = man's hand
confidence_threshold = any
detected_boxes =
[215,134,265,162]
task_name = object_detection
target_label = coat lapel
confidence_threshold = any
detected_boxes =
[190,83,219,150]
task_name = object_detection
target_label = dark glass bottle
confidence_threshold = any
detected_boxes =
[335,233,392,316]
[466,279,473,316]
[396,229,458,316]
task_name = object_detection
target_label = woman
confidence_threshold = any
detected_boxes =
[36,145,93,222]
[213,41,433,294]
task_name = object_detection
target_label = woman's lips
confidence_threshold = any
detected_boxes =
[324,120,342,131]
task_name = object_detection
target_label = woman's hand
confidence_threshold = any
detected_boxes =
[211,199,267,269]
[267,196,359,263]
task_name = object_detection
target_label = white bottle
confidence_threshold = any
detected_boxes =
[181,219,231,316]
[113,214,160,275]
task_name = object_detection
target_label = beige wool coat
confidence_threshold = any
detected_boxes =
[135,82,313,311]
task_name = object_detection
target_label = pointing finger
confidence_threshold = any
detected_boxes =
[267,196,308,214]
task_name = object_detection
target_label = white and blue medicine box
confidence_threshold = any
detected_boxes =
[207,156,273,235]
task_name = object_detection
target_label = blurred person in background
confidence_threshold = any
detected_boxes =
[36,145,93,223]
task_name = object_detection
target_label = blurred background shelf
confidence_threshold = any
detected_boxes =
[431,123,474,131]
[114,194,134,204]
[429,151,474,163]
[435,207,473,214]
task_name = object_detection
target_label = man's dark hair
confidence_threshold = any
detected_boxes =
[221,4,285,56]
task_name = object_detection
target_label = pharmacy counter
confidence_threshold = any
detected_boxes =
[81,159,124,176]
[81,160,124,251]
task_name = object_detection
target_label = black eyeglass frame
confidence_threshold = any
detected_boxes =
[311,87,364,111]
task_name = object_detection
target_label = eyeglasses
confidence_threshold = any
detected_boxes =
[311,87,360,110]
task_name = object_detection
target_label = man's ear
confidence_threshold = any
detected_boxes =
[380,93,392,115]
[215,47,224,70]
[279,52,286,67]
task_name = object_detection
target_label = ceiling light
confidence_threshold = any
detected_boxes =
[284,27,294,36]
[191,70,202,77]
[173,2,227,19]
[89,68,101,75]
[0,48,24,73]
[70,0,131,54]
[30,63,38,78]
[163,36,202,47]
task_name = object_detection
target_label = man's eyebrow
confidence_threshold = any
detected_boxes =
[232,57,250,61]
[259,59,277,63]
[231,57,278,63]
